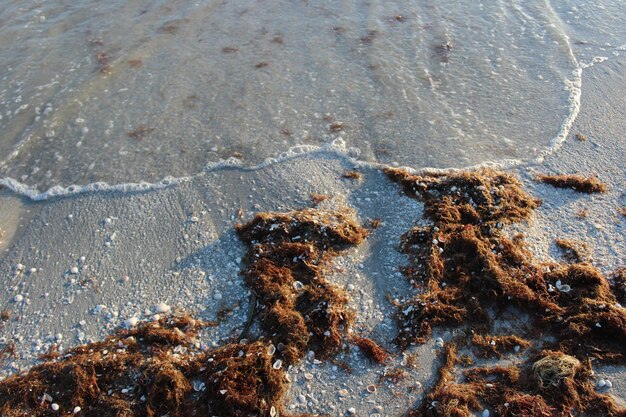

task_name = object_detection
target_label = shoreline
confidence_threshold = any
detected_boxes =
[1,57,625,416]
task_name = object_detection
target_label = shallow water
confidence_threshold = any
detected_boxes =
[2,0,625,193]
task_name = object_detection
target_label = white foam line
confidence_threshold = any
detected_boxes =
[4,38,626,202]
[0,140,359,202]
[0,176,189,201]
[202,139,361,173]
[580,56,609,69]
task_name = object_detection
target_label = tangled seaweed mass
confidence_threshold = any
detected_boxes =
[385,168,626,417]
[1,169,625,416]
[0,208,367,416]
[0,315,289,416]
[236,208,369,365]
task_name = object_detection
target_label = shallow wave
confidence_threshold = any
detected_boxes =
[0,0,583,189]
[4,40,626,203]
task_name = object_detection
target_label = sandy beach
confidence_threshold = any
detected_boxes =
[0,46,624,416]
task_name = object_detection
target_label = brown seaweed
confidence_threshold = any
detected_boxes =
[537,174,607,193]
[127,125,155,140]
[310,193,329,206]
[410,345,624,417]
[342,171,362,180]
[328,122,344,132]
[385,168,542,347]
[386,167,626,416]
[350,335,390,364]
[471,334,531,358]
[95,51,111,74]
[0,316,289,416]
[555,238,590,263]
[128,58,143,68]
[236,208,368,364]
[0,208,368,416]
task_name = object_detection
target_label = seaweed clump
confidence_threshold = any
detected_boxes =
[236,208,368,364]
[386,168,626,416]
[0,316,288,417]
[350,335,390,364]
[411,345,624,417]
[0,207,369,416]
[537,174,607,193]
[555,238,590,263]
[385,168,626,357]
[342,170,362,180]
[385,168,542,347]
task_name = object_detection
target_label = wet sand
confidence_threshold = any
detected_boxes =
[0,54,624,416]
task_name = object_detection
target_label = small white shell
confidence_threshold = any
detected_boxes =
[192,380,206,392]
[558,284,571,293]
[272,359,283,370]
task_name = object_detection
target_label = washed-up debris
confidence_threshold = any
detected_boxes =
[0,208,367,416]
[386,167,626,416]
[537,173,607,193]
